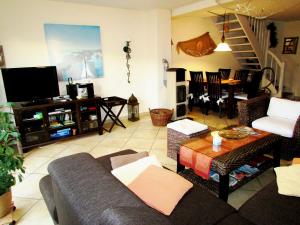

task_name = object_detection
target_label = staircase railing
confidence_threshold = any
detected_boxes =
[247,17,268,65]
[244,15,285,97]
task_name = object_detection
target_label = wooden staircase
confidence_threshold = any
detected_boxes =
[214,14,285,97]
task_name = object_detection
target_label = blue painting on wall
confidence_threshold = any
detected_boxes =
[44,24,104,81]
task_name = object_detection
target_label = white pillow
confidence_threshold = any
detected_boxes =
[267,97,300,121]
[274,165,300,197]
[111,155,162,186]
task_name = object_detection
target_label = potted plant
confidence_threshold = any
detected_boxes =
[0,104,25,217]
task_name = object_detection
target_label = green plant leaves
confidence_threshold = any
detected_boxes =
[0,104,25,195]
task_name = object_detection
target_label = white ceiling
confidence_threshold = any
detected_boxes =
[50,0,202,10]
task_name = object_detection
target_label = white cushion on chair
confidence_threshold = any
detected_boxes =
[234,93,248,100]
[167,119,208,135]
[267,97,300,122]
[252,116,296,138]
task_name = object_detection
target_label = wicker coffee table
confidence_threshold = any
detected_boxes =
[177,128,281,202]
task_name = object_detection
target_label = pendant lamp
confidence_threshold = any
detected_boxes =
[214,13,232,52]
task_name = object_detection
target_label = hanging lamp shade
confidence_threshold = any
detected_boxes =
[214,12,232,52]
[214,42,232,52]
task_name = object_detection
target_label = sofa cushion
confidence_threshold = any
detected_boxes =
[169,185,236,225]
[99,207,172,225]
[39,175,58,225]
[216,213,255,225]
[239,180,300,225]
[96,149,137,171]
[128,165,193,216]
[167,119,208,135]
[274,165,300,197]
[252,116,295,138]
[110,151,148,169]
[267,97,300,122]
[111,155,161,185]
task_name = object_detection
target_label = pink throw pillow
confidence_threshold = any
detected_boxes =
[127,165,193,216]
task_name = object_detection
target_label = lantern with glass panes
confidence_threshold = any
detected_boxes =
[127,94,139,122]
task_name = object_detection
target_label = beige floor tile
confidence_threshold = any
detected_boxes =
[107,127,136,138]
[151,139,167,150]
[124,138,155,150]
[228,189,257,209]
[97,137,129,148]
[63,134,105,148]
[57,144,93,157]
[16,200,53,225]
[12,173,45,199]
[89,146,121,158]
[12,197,38,221]
[150,148,176,166]
[257,168,276,187]
[23,156,52,174]
[132,129,158,139]
[157,128,167,139]
[239,178,262,192]
[34,159,55,174]
[28,143,67,158]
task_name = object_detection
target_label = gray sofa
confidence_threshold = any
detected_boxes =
[40,150,300,225]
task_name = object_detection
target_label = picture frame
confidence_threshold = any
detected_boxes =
[0,45,6,67]
[282,37,298,54]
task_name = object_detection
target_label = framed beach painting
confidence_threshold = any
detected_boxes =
[44,24,104,81]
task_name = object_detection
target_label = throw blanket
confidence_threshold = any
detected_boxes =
[176,32,216,57]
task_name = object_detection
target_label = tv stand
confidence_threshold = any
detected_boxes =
[21,99,50,107]
[13,97,103,152]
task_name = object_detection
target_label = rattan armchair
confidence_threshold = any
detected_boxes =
[238,95,300,160]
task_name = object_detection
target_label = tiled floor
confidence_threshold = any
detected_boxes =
[11,110,282,224]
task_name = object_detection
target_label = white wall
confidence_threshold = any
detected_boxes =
[273,20,300,97]
[0,0,171,113]
[171,15,240,78]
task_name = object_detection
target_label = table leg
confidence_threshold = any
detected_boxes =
[219,174,229,202]
[177,152,185,173]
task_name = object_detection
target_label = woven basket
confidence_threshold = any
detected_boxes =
[149,108,173,126]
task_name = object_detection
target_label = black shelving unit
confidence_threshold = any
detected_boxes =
[13,97,103,151]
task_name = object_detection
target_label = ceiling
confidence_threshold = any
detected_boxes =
[50,0,202,10]
[174,0,300,21]
[270,2,300,21]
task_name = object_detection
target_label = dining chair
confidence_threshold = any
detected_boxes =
[234,69,249,92]
[188,71,208,112]
[206,72,228,117]
[235,70,263,100]
[218,68,231,80]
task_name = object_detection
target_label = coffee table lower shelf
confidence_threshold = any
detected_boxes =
[178,157,273,196]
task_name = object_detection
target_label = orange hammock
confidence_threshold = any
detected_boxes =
[176,32,216,57]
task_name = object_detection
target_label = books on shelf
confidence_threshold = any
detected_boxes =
[209,164,260,187]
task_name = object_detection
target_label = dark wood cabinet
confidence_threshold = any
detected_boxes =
[13,97,103,151]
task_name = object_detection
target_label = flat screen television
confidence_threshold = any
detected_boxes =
[1,66,60,103]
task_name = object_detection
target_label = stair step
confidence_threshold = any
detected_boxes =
[229,43,251,47]
[241,63,260,65]
[232,50,255,53]
[219,28,242,32]
[215,19,239,25]
[226,36,247,40]
[236,56,258,59]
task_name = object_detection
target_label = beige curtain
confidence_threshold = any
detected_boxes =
[176,32,216,57]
